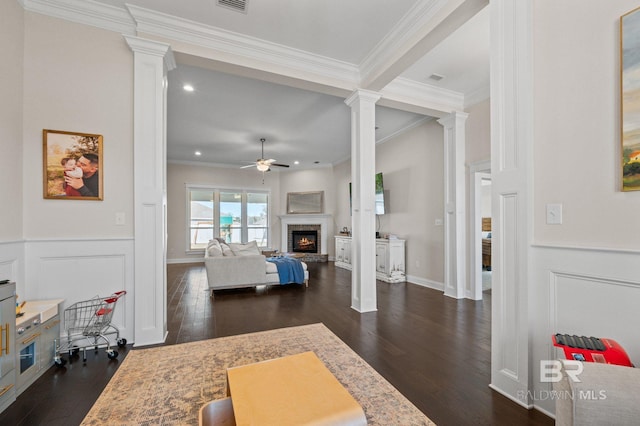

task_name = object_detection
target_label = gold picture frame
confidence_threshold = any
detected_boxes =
[43,129,103,200]
[621,7,640,191]
[287,191,324,214]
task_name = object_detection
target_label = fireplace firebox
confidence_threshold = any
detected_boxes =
[292,230,318,253]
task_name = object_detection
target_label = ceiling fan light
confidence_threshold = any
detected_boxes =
[257,163,269,172]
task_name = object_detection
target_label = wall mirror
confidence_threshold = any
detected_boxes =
[287,191,324,214]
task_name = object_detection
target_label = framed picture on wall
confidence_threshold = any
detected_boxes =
[621,7,640,191]
[43,129,103,200]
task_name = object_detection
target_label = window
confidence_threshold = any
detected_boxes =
[188,187,269,250]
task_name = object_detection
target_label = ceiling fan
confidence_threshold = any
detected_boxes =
[241,138,290,172]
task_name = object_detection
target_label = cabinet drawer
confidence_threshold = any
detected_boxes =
[0,369,16,411]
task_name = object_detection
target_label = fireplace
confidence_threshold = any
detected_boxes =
[292,230,318,253]
[279,214,331,262]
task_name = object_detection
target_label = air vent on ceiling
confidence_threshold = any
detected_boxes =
[217,0,248,13]
[428,73,444,82]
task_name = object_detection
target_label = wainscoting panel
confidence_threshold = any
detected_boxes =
[0,240,25,293]
[553,273,639,358]
[531,244,640,415]
[25,238,134,344]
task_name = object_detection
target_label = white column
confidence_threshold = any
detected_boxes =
[124,36,175,346]
[438,111,468,299]
[489,0,533,406]
[345,89,381,313]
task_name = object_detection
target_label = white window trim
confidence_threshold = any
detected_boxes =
[186,184,271,252]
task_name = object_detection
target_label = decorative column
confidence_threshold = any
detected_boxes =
[438,111,468,299]
[344,89,381,313]
[124,36,175,346]
[489,0,533,406]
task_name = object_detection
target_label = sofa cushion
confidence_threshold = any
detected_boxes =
[228,241,261,256]
[266,260,307,274]
[220,242,235,256]
[266,261,278,274]
[207,239,223,257]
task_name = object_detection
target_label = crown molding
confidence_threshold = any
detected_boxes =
[19,0,470,116]
[464,84,490,108]
[125,4,360,85]
[382,77,464,115]
[359,0,447,84]
[20,0,135,35]
[376,116,433,145]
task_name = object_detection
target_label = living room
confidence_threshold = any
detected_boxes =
[2,0,640,423]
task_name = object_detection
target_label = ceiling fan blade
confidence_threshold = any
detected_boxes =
[270,163,290,168]
[265,159,277,164]
[240,164,256,169]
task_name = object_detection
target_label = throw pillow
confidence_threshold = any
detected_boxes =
[228,241,261,256]
[220,242,235,256]
[207,239,223,257]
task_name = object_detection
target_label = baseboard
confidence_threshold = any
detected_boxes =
[406,275,444,291]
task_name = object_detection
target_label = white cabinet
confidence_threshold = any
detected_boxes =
[335,236,351,269]
[375,243,387,273]
[334,236,405,283]
[40,315,61,372]
[0,282,16,413]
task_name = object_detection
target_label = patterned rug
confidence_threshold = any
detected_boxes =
[82,323,434,425]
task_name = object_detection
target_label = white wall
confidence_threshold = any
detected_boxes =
[332,120,445,287]
[16,13,135,343]
[332,160,352,239]
[22,13,134,239]
[376,120,445,286]
[466,98,491,165]
[533,1,640,249]
[531,0,640,415]
[0,0,24,241]
[279,167,337,257]
[279,167,336,215]
[167,162,281,262]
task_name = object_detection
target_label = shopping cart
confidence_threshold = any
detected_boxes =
[54,291,127,366]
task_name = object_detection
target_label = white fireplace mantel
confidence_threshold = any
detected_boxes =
[278,214,332,254]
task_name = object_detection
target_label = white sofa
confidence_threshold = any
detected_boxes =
[204,240,308,293]
[554,360,640,426]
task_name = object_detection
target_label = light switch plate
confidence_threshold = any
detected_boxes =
[546,204,562,225]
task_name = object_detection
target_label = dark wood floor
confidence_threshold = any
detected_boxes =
[0,261,553,426]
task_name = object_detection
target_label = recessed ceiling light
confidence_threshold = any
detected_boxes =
[194,151,201,156]
[294,161,300,165]
[183,84,195,92]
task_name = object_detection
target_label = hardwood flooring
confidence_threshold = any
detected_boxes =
[0,261,553,426]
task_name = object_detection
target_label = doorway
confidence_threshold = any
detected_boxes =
[470,162,491,300]
[479,175,492,293]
